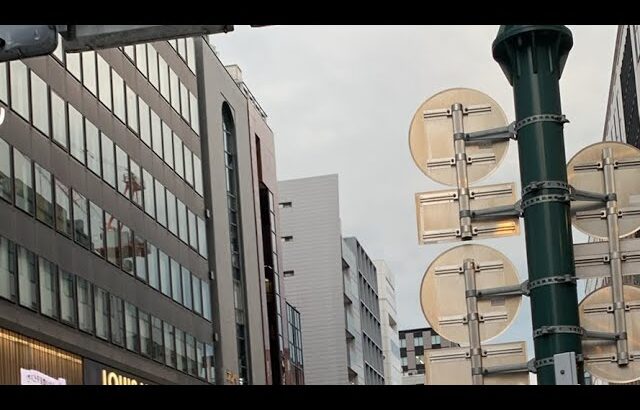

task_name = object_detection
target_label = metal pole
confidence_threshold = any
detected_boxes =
[602,147,629,365]
[452,103,473,240]
[463,258,484,385]
[493,25,583,384]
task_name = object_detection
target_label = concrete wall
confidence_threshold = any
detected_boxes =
[279,174,348,385]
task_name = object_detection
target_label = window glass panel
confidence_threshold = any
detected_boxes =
[151,316,164,363]
[124,45,135,61]
[159,250,171,297]
[34,163,53,226]
[89,201,105,258]
[66,52,81,81]
[59,270,76,325]
[0,139,11,203]
[10,60,30,120]
[175,328,186,372]
[0,237,16,301]
[186,334,196,376]
[188,210,198,250]
[192,276,202,315]
[177,199,188,243]
[82,51,97,95]
[141,169,155,219]
[173,135,184,178]
[134,235,147,282]
[68,104,85,164]
[164,322,176,367]
[111,69,126,122]
[147,242,159,290]
[139,310,151,357]
[184,149,193,186]
[139,98,151,147]
[115,145,129,198]
[97,54,112,110]
[155,180,166,227]
[85,119,101,176]
[39,257,58,319]
[177,38,187,60]
[120,223,133,275]
[206,343,215,383]
[51,91,67,149]
[77,277,93,333]
[147,45,159,89]
[181,267,192,309]
[0,62,7,104]
[125,301,138,352]
[158,56,169,101]
[162,122,174,169]
[193,155,203,195]
[73,190,90,249]
[190,93,199,135]
[166,190,177,235]
[110,294,125,346]
[13,148,34,215]
[180,82,190,120]
[126,85,138,133]
[54,179,72,237]
[186,38,196,72]
[101,133,116,188]
[105,211,120,267]
[197,217,207,259]
[202,280,211,321]
[171,258,182,304]
[129,158,143,208]
[169,68,180,112]
[30,72,49,136]
[94,286,110,340]
[196,341,205,379]
[135,44,148,77]
[151,110,163,157]
[17,246,37,310]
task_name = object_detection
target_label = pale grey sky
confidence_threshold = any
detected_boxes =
[214,25,617,358]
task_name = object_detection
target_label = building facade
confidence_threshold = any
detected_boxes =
[225,63,303,385]
[373,260,402,385]
[399,327,458,385]
[0,33,291,385]
[278,174,384,385]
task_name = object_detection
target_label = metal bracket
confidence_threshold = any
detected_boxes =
[514,114,569,132]
[521,180,570,197]
[521,194,570,213]
[527,275,576,292]
[582,330,627,341]
[481,361,531,375]
[476,281,528,298]
[533,325,583,338]
[464,122,517,142]
[569,186,616,202]
[471,201,522,220]
[532,353,584,372]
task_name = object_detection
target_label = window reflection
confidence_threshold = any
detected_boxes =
[34,164,53,227]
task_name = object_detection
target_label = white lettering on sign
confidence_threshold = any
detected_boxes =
[20,368,67,385]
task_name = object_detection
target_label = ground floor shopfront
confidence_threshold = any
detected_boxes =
[0,326,154,385]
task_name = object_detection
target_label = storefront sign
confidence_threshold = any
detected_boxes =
[20,368,67,385]
[84,359,151,385]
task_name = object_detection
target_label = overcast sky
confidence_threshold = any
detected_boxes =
[214,25,617,359]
